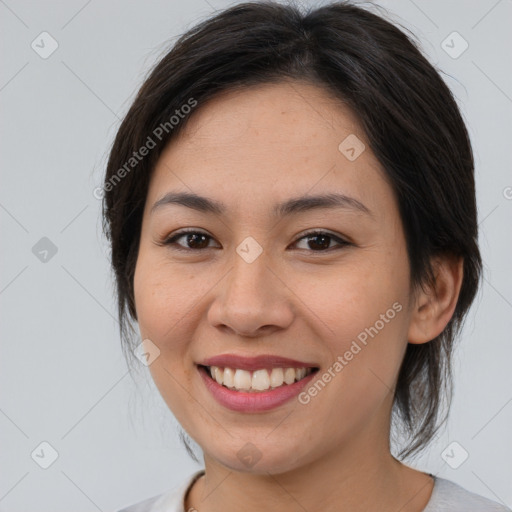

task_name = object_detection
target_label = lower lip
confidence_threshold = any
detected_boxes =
[198,365,318,412]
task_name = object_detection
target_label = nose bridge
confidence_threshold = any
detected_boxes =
[209,239,292,335]
[227,241,274,307]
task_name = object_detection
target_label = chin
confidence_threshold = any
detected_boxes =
[206,439,309,475]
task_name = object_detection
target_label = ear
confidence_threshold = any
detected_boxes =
[408,254,464,344]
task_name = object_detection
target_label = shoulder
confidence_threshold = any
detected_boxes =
[113,469,205,512]
[424,475,511,511]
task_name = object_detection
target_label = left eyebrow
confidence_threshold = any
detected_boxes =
[150,191,374,219]
[275,192,373,219]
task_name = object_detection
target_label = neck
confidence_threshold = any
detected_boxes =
[185,426,434,512]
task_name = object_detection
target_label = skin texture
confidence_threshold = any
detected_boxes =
[133,81,463,512]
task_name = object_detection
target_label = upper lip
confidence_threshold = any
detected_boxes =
[198,354,319,371]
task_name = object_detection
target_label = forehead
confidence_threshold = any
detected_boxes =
[147,81,390,217]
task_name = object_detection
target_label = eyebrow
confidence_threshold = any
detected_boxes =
[150,191,373,218]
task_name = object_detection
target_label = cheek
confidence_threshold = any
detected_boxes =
[133,254,201,426]
[299,252,408,338]
[133,251,195,344]
[294,252,409,410]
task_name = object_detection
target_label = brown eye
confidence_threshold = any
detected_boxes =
[293,231,351,252]
[163,230,217,251]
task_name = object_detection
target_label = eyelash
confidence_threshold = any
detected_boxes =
[160,228,352,253]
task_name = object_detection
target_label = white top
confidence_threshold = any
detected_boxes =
[114,470,511,511]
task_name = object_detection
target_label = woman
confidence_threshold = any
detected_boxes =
[103,1,510,511]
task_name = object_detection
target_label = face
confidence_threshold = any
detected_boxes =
[133,81,415,474]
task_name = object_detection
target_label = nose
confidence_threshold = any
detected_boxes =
[207,247,294,338]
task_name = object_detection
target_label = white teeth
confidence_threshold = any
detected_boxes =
[213,366,223,385]
[223,367,235,388]
[252,369,270,390]
[233,369,252,390]
[269,368,284,387]
[206,365,314,392]
[283,368,296,385]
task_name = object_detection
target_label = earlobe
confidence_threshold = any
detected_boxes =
[407,255,464,345]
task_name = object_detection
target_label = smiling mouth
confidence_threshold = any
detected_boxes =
[199,364,319,393]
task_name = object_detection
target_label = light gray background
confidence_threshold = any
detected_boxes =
[1,0,511,510]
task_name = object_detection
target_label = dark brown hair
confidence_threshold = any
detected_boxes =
[101,0,482,460]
